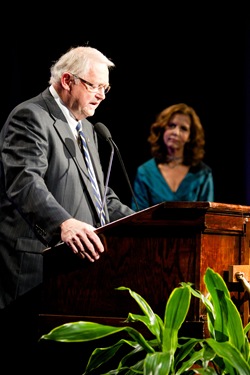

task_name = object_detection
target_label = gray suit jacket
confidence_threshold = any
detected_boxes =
[0,88,134,309]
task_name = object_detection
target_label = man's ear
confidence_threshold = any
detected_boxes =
[61,72,73,90]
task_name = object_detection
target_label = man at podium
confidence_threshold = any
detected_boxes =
[0,45,134,374]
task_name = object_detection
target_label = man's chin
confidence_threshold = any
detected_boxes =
[83,109,95,118]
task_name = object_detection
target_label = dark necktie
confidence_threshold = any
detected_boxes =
[76,122,106,226]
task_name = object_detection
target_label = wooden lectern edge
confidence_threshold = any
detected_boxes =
[42,201,250,254]
[42,203,161,254]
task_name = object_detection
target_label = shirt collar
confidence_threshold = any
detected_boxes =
[49,85,79,138]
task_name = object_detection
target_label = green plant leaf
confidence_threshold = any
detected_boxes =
[176,348,215,375]
[184,282,216,339]
[40,321,154,353]
[244,321,250,336]
[184,282,214,316]
[205,268,230,298]
[144,352,172,375]
[163,286,191,353]
[83,339,143,374]
[84,339,126,374]
[40,321,123,342]
[205,267,247,358]
[122,359,144,374]
[206,338,250,375]
[125,313,163,348]
[204,268,230,341]
[175,338,204,366]
[222,294,246,352]
[116,287,162,341]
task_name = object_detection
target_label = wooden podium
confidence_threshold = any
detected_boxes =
[39,201,250,338]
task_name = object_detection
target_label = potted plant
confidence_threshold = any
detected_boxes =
[40,267,250,374]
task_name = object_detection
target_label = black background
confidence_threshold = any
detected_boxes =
[2,7,250,207]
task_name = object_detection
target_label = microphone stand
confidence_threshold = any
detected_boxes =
[110,139,139,211]
[94,122,140,212]
[101,141,114,213]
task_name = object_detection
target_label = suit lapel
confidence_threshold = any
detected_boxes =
[53,119,98,207]
[41,89,105,220]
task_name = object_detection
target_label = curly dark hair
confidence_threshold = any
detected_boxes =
[148,103,205,166]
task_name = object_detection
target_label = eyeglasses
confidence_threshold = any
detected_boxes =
[72,74,111,94]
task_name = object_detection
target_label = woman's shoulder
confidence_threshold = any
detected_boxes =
[190,161,212,174]
[136,158,158,177]
[138,158,156,169]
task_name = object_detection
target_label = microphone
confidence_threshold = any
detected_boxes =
[94,122,139,211]
[94,122,112,141]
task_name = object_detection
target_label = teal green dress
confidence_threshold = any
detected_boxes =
[131,158,214,211]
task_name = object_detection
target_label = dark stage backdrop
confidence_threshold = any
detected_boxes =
[1,12,250,207]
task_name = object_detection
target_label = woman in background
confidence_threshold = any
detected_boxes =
[132,103,214,211]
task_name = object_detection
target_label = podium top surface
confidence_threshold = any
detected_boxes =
[43,201,250,255]
[95,201,250,234]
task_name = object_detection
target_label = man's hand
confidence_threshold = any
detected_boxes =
[60,218,104,262]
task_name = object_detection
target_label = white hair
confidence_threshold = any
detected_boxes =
[49,46,115,85]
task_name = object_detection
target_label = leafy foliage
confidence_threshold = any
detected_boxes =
[40,268,250,374]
